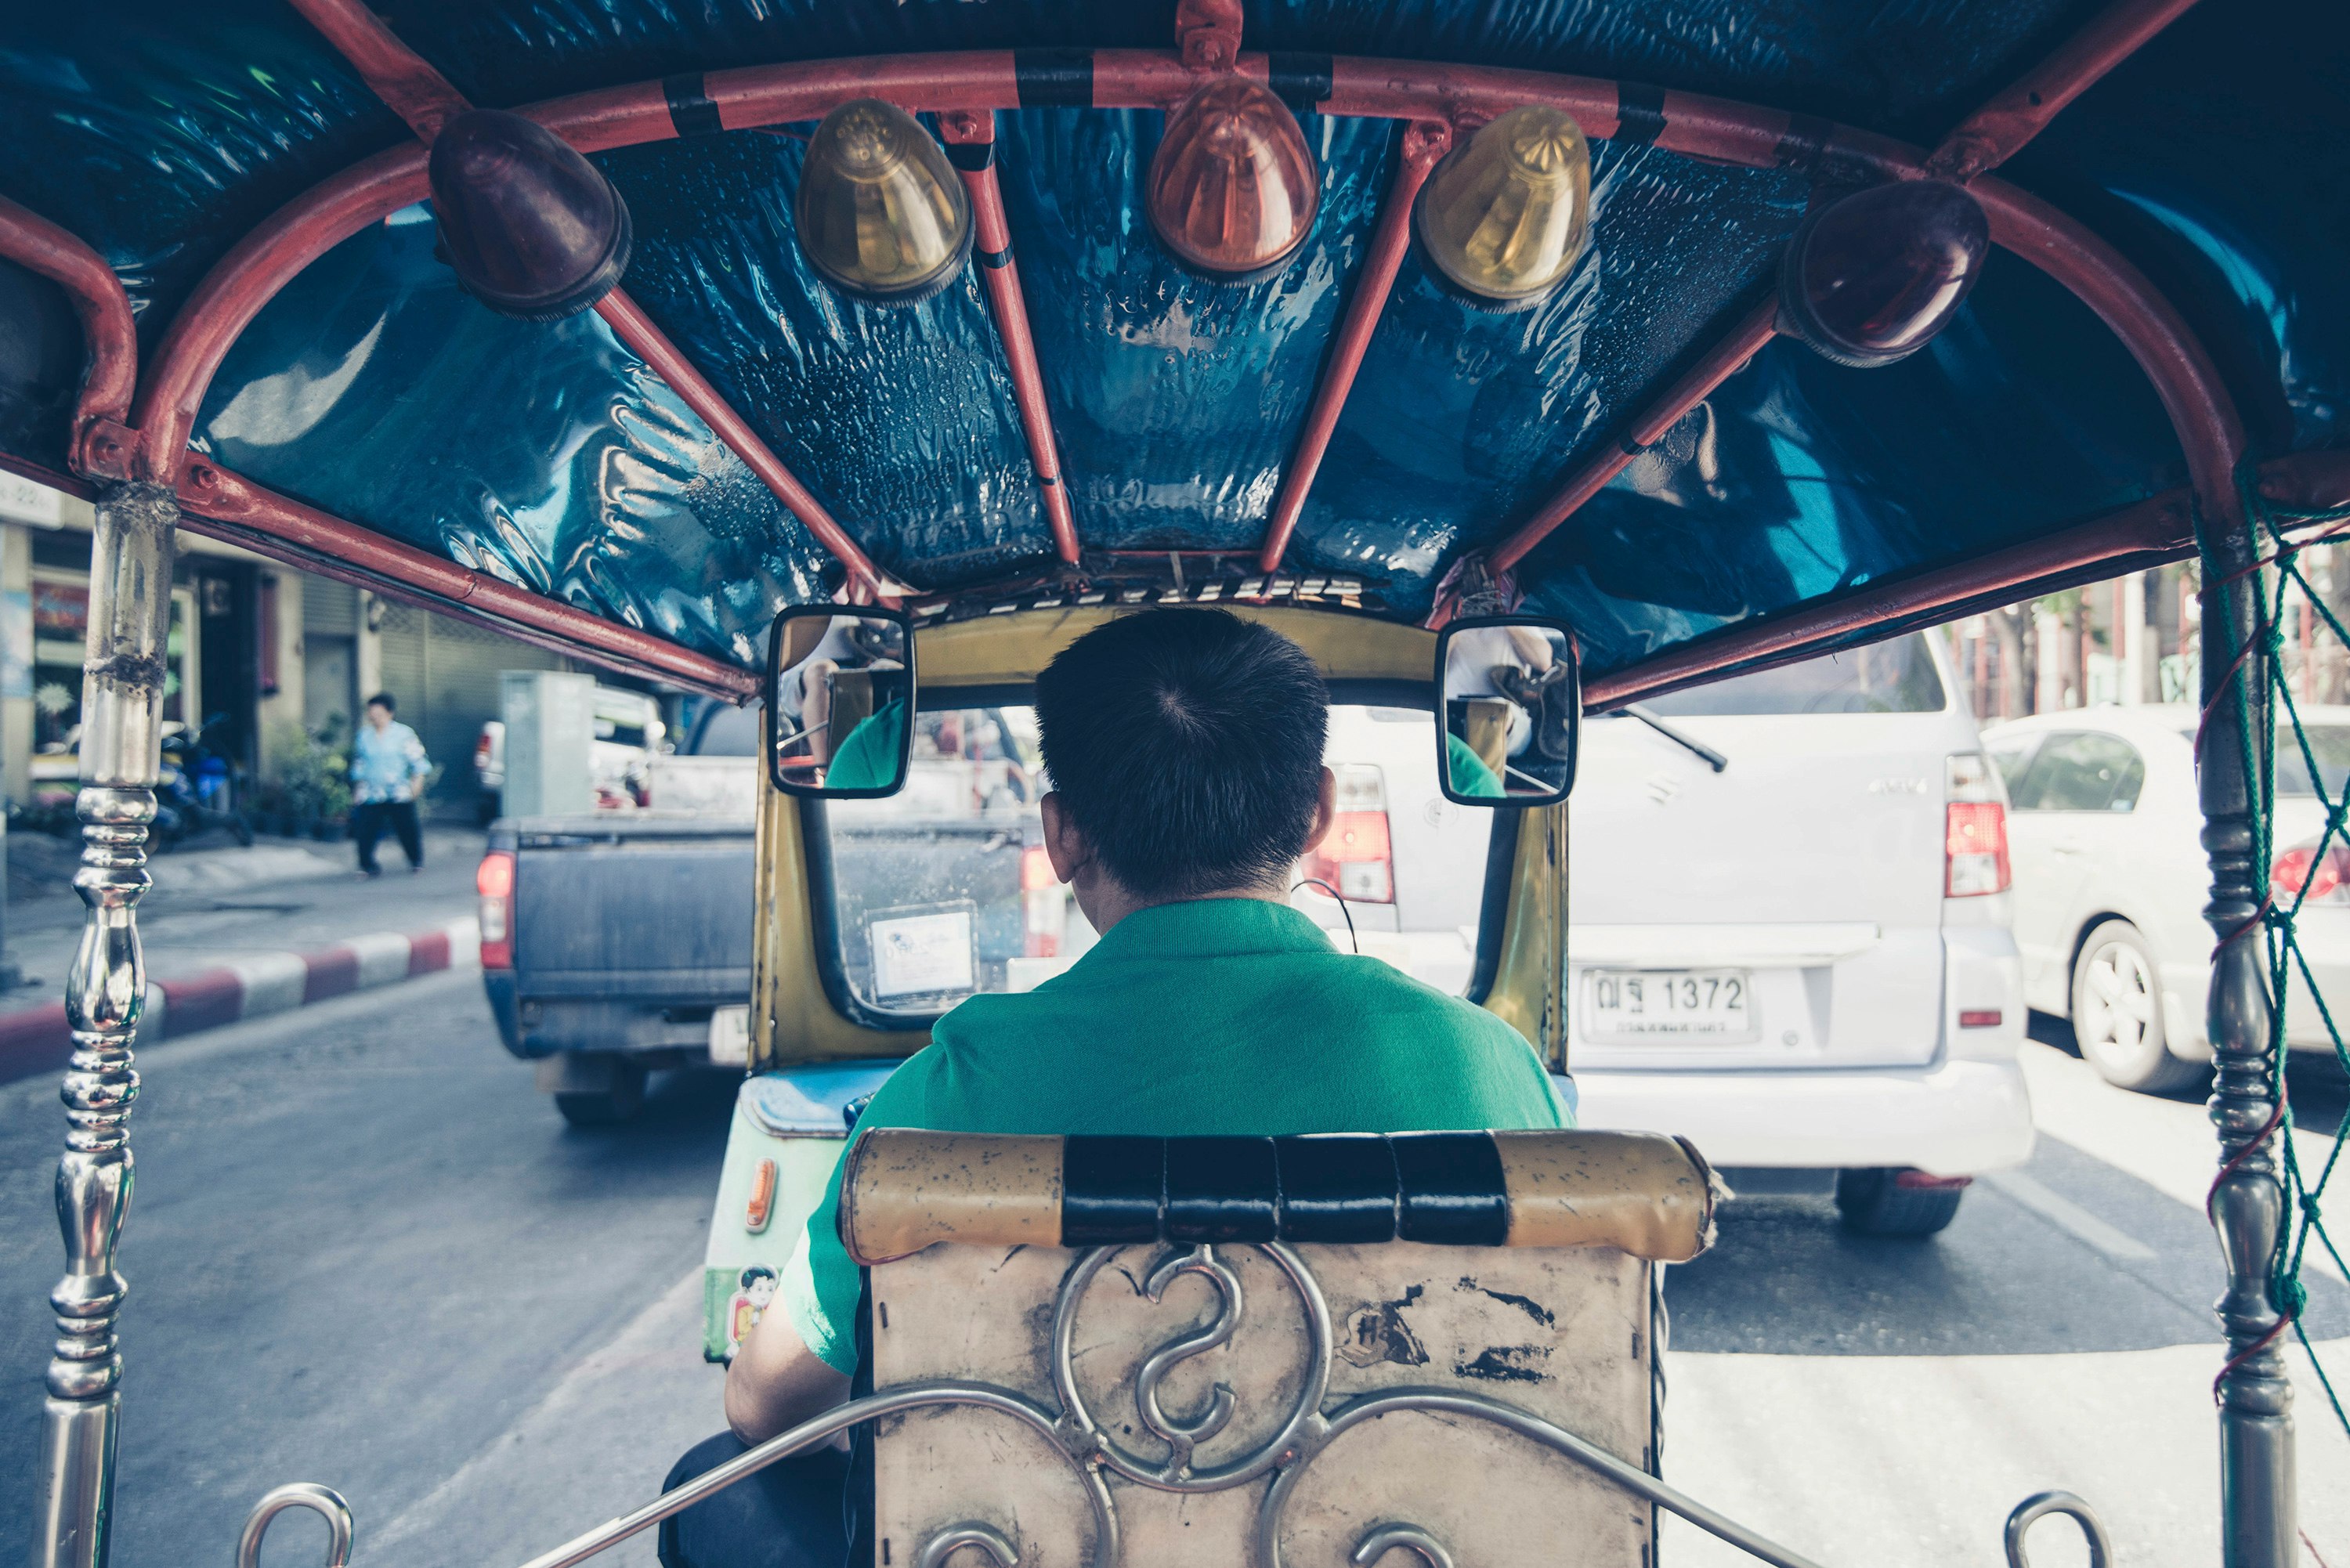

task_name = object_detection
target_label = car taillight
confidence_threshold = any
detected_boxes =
[1304,764,1394,903]
[475,733,492,764]
[2272,843,2350,907]
[1945,753,2009,898]
[1020,844,1065,957]
[477,851,515,968]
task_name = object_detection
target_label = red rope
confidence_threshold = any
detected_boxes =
[2212,894,2273,959]
[2194,630,2265,764]
[2208,1098,2291,1223]
[2214,1310,2295,1404]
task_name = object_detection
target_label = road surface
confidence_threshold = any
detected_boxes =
[1,979,2345,1567]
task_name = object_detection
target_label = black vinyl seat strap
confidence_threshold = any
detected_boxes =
[1060,1131,1511,1248]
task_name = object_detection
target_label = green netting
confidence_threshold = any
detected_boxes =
[2201,471,2350,1436]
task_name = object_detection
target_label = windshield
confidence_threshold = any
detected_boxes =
[2174,724,2350,798]
[1640,634,1946,716]
[815,703,1484,1022]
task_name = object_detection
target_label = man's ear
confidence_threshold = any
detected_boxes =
[1039,791,1085,885]
[1307,766,1337,847]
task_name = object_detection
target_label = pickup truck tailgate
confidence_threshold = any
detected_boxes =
[513,818,756,998]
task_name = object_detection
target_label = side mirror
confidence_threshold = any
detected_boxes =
[1436,615,1578,806]
[765,607,915,797]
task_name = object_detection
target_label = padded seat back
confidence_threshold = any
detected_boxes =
[842,1129,1717,1568]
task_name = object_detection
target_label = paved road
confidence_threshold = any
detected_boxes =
[2,984,2347,1567]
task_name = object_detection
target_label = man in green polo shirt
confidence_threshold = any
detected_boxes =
[660,608,1570,1568]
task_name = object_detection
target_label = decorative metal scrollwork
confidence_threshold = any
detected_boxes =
[1051,1240,1332,1493]
[916,1519,1021,1568]
[1352,1523,1455,1568]
[236,1240,2113,1568]
[237,1483,355,1568]
[2004,1491,2112,1568]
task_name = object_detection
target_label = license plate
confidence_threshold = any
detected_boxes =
[1582,969,1754,1042]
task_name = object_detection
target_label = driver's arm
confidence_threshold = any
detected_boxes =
[724,1305,850,1445]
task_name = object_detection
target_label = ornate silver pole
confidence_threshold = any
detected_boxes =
[2196,494,2296,1568]
[31,481,176,1568]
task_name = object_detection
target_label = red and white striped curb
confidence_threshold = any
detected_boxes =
[0,917,479,1086]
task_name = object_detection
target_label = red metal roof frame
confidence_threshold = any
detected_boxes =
[2,0,2317,707]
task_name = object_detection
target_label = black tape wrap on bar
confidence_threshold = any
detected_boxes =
[943,140,996,172]
[1063,1135,1164,1244]
[1614,82,1667,145]
[1392,1132,1510,1245]
[1274,1134,1401,1243]
[1267,52,1334,115]
[1061,1133,1513,1245]
[1015,49,1094,108]
[1166,1136,1279,1242]
[662,73,724,139]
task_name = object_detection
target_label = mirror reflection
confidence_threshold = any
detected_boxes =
[1440,619,1578,803]
[768,610,913,795]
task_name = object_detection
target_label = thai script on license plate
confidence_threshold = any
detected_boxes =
[1583,968,1754,1042]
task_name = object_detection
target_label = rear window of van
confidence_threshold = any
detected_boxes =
[1640,634,1946,717]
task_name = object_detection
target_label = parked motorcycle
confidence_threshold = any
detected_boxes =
[154,714,255,850]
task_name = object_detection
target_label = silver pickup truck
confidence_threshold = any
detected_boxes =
[479,701,1049,1124]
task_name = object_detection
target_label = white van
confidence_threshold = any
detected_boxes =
[1311,632,2034,1235]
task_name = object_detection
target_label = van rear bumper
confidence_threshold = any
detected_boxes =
[1569,1057,2034,1177]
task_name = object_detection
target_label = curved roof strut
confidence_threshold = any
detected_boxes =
[5,0,2320,706]
[278,0,894,605]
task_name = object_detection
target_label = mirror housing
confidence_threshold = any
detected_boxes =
[1436,615,1579,806]
[765,606,916,797]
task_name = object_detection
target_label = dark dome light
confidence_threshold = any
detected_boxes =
[1779,180,1990,368]
[1146,76,1320,283]
[795,99,973,306]
[428,110,632,322]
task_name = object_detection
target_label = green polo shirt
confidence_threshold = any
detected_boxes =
[779,896,1570,1373]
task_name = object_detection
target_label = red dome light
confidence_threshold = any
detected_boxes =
[1145,76,1320,283]
[1778,180,1989,368]
[428,110,631,323]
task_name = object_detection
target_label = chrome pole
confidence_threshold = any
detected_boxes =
[2196,492,2296,1568]
[31,481,176,1568]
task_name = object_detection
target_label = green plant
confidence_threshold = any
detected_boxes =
[261,718,352,822]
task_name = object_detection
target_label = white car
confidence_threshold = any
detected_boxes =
[1982,703,2350,1093]
[1312,633,2034,1235]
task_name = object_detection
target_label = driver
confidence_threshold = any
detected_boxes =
[660,608,1572,1568]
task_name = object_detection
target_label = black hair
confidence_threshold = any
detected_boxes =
[366,692,396,712]
[1034,609,1328,901]
[739,1265,776,1288]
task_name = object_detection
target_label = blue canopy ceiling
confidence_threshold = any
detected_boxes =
[0,0,2341,679]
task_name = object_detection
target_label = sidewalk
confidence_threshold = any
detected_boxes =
[0,824,487,1084]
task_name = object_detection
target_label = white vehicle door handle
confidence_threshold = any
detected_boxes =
[2052,841,2085,855]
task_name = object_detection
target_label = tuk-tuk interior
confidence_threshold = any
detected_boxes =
[3,0,2344,1563]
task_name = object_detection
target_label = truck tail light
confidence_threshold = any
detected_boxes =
[2272,842,2350,906]
[477,850,515,968]
[1021,844,1065,957]
[1303,764,1394,903]
[1944,753,2009,898]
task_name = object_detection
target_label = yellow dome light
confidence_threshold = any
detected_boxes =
[794,98,973,305]
[1413,106,1593,311]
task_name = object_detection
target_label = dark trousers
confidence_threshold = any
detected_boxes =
[351,800,422,873]
[657,1432,850,1568]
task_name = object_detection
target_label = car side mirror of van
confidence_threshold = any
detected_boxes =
[765,606,916,797]
[1436,615,1578,806]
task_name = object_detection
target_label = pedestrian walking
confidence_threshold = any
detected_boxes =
[351,692,431,876]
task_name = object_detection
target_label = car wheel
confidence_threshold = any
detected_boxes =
[1835,1168,1965,1237]
[2070,919,2201,1093]
[553,1061,647,1126]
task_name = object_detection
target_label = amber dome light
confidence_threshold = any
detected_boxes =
[1779,180,1990,367]
[1146,76,1321,283]
[428,109,632,321]
[1414,106,1591,311]
[795,99,974,305]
